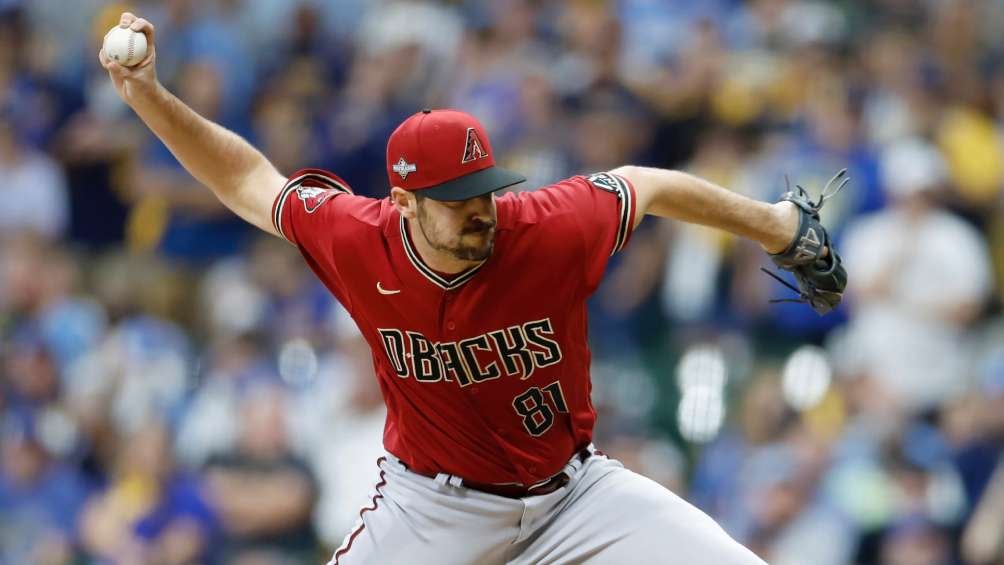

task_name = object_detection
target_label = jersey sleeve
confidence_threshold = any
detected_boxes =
[270,168,360,309]
[579,172,637,258]
[528,172,637,293]
[271,168,354,247]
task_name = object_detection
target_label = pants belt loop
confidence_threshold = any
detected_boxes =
[434,473,463,488]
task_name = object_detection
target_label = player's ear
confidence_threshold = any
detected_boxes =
[390,187,418,219]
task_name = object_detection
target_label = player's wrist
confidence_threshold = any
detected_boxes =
[124,78,168,112]
[760,201,799,254]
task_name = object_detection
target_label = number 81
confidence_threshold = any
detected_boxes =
[512,381,568,436]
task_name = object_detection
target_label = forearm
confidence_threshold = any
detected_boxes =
[962,461,1004,563]
[101,13,285,234]
[128,83,279,229]
[617,166,797,253]
[209,472,312,534]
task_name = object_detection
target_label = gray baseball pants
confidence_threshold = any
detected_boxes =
[329,446,765,564]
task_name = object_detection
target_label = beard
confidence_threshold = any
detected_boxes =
[417,206,496,261]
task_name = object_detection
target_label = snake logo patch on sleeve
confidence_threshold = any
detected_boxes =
[296,185,337,213]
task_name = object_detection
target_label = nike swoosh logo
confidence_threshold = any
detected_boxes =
[377,282,401,295]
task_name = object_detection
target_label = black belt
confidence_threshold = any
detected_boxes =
[402,448,591,499]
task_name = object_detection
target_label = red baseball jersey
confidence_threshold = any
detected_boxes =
[272,168,636,485]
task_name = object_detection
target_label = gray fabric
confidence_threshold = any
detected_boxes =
[329,448,764,564]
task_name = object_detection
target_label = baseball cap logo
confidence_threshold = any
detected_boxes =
[393,157,417,180]
[461,127,488,164]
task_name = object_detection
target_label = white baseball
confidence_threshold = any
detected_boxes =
[103,26,148,67]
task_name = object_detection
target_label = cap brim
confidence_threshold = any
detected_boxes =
[418,166,526,201]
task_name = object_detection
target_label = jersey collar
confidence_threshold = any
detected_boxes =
[398,215,488,290]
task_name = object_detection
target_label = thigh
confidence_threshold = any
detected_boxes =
[329,458,521,565]
[514,456,765,565]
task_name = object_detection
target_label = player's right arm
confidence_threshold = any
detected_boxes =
[98,12,285,237]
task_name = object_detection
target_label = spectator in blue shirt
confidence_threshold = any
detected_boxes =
[0,410,91,565]
[78,418,217,564]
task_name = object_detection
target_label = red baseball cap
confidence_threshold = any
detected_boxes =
[386,109,525,201]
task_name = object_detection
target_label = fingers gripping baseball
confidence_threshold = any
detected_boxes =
[98,12,158,103]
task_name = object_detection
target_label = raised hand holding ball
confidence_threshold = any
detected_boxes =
[99,13,158,106]
[103,25,148,67]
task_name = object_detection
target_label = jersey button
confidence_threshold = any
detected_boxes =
[528,466,537,474]
[446,321,456,331]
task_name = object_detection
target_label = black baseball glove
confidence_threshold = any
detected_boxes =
[761,169,849,315]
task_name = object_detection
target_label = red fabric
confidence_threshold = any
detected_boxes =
[385,109,496,191]
[274,169,636,485]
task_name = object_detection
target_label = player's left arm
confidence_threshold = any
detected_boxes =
[613,165,847,313]
[612,165,799,254]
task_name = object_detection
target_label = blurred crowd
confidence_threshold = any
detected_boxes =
[2,0,1004,563]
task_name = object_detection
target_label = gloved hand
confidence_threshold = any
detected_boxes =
[762,169,849,315]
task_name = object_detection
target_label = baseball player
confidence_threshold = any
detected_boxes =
[101,13,846,565]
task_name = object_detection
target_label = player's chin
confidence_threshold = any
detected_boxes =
[453,234,494,261]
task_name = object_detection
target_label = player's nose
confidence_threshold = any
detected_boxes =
[465,193,495,218]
